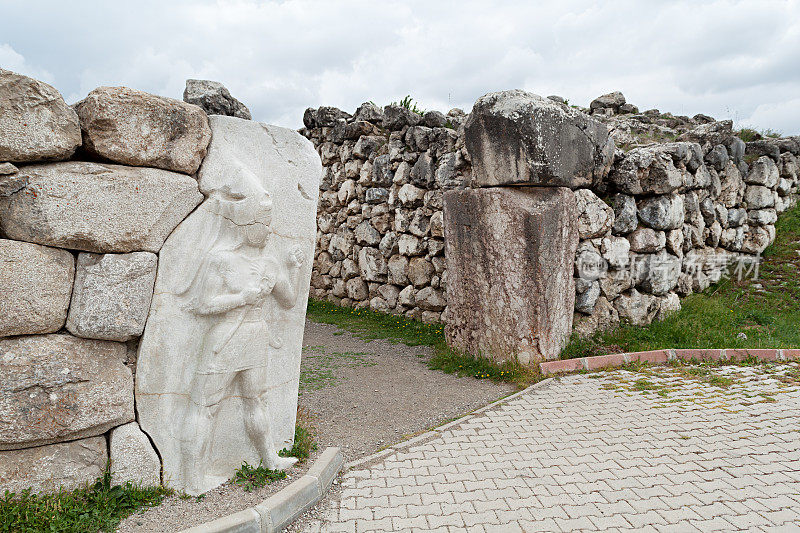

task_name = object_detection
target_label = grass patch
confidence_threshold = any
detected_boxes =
[306,299,541,389]
[232,462,287,493]
[279,409,317,462]
[561,204,800,359]
[426,348,542,389]
[0,469,170,533]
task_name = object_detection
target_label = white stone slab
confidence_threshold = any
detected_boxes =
[136,116,321,494]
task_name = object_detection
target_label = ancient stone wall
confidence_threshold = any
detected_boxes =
[305,92,800,345]
[0,70,211,493]
[572,94,800,336]
[0,71,313,495]
[301,103,472,323]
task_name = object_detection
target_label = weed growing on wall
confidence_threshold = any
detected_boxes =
[391,95,425,116]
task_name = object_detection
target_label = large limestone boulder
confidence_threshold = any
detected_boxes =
[136,116,322,494]
[610,144,687,195]
[443,187,578,363]
[0,69,81,163]
[0,436,106,494]
[0,239,75,337]
[465,90,614,188]
[109,422,161,487]
[0,161,203,253]
[74,86,211,174]
[183,79,252,120]
[66,252,158,341]
[0,334,133,450]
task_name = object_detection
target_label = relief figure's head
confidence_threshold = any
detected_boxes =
[233,192,273,248]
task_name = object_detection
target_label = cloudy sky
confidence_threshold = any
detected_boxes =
[2,0,799,134]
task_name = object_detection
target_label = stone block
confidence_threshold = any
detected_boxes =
[74,86,211,174]
[109,422,161,487]
[465,90,613,188]
[66,252,157,341]
[0,436,106,494]
[0,68,81,163]
[443,187,578,363]
[0,239,74,337]
[0,162,203,253]
[0,334,133,450]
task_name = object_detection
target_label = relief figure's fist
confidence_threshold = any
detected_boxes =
[243,286,261,304]
[287,246,305,268]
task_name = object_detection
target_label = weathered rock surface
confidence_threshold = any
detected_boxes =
[0,68,81,162]
[74,86,211,174]
[109,422,161,487]
[0,161,203,253]
[590,91,626,111]
[66,252,158,341]
[638,194,684,230]
[465,90,613,188]
[0,239,74,337]
[183,79,252,120]
[0,334,133,450]
[136,116,322,494]
[0,436,106,494]
[575,189,614,238]
[610,144,686,195]
[444,187,578,363]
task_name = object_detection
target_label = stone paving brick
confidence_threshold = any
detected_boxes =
[302,363,800,532]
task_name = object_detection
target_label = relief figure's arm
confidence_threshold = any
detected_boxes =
[193,293,250,316]
[190,257,258,315]
[272,247,306,309]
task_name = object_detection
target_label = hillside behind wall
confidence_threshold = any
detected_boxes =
[304,93,800,338]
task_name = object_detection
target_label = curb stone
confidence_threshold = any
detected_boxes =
[540,348,800,376]
[343,378,553,471]
[179,447,343,533]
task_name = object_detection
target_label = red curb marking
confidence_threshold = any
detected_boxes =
[584,353,627,371]
[541,348,793,375]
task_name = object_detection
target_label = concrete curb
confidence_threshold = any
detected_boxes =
[179,447,344,533]
[344,378,554,471]
[540,348,800,376]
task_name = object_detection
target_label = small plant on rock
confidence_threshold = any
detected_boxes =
[392,95,425,116]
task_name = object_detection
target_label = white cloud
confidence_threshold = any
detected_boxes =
[0,43,54,83]
[0,0,798,134]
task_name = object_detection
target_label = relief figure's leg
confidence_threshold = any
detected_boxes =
[182,371,233,492]
[239,367,297,471]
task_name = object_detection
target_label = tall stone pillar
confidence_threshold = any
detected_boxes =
[444,90,613,363]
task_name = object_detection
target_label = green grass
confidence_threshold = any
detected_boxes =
[233,410,318,492]
[737,128,761,142]
[232,462,287,493]
[0,469,170,533]
[306,299,541,388]
[300,347,376,391]
[391,95,425,116]
[561,204,800,359]
[279,410,317,462]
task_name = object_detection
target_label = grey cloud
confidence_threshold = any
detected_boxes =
[0,0,798,134]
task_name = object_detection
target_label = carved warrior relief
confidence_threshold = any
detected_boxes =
[136,116,322,494]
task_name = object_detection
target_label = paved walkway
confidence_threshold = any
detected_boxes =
[301,362,800,532]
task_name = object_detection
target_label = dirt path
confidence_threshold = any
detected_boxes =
[299,320,516,459]
[118,319,513,532]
